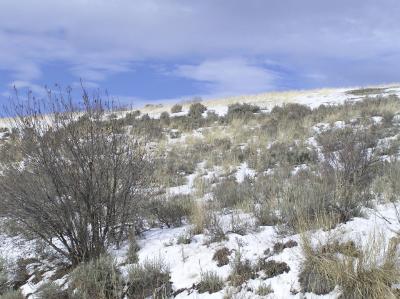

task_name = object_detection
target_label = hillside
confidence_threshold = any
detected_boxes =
[1,84,400,298]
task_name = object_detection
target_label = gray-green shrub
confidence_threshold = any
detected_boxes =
[69,255,123,299]
[126,258,171,299]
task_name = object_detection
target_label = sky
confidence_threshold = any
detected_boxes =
[1,0,400,107]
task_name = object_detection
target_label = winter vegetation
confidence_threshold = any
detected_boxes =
[2,84,400,298]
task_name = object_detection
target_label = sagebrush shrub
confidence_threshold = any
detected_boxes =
[36,282,69,299]
[127,258,171,299]
[171,104,182,113]
[188,103,207,118]
[0,290,24,299]
[69,255,123,299]
[213,247,231,267]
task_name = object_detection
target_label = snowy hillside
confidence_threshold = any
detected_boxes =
[2,84,400,299]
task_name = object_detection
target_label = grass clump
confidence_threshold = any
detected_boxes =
[69,255,123,299]
[299,234,400,298]
[197,271,224,294]
[126,258,171,299]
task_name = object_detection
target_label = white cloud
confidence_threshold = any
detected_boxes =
[0,0,400,89]
[174,58,278,96]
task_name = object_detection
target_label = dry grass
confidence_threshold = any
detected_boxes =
[299,233,400,298]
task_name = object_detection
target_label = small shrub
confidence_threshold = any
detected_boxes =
[197,271,224,294]
[188,103,207,118]
[226,103,260,121]
[256,283,273,296]
[205,213,227,243]
[69,255,123,299]
[171,104,182,113]
[127,258,171,299]
[150,195,192,228]
[126,236,140,264]
[273,240,298,254]
[213,247,231,267]
[36,282,69,299]
[229,251,256,287]
[256,259,290,278]
[160,111,170,125]
[177,231,192,245]
[0,290,24,299]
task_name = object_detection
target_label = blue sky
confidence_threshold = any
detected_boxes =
[1,0,400,107]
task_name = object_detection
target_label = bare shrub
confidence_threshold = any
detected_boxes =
[126,258,171,299]
[0,88,152,265]
[197,271,224,294]
[69,255,122,299]
[319,126,380,222]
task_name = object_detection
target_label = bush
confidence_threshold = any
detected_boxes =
[271,103,312,121]
[188,103,207,118]
[228,250,256,287]
[0,290,24,299]
[149,195,192,228]
[277,171,336,233]
[126,235,140,264]
[319,126,379,223]
[36,282,69,299]
[160,111,170,125]
[197,271,224,294]
[213,247,231,267]
[273,240,298,254]
[256,259,290,279]
[69,255,123,299]
[0,88,152,265]
[226,103,260,121]
[171,104,182,113]
[127,258,171,299]
[256,283,273,296]
[212,178,253,209]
